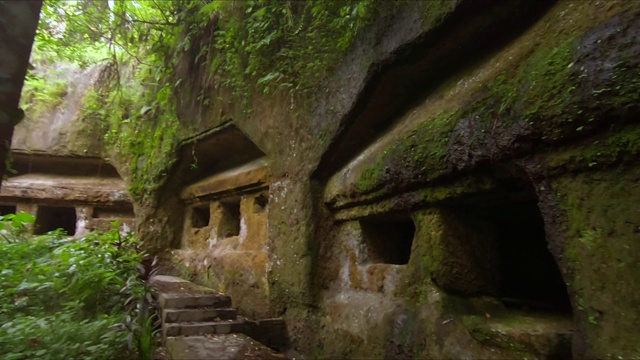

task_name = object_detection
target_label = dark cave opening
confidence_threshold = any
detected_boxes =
[253,193,268,213]
[218,198,241,238]
[191,205,210,229]
[360,214,415,265]
[34,206,77,236]
[459,190,571,313]
[0,205,17,216]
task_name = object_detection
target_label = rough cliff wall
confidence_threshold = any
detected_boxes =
[133,1,640,358]
[13,63,109,157]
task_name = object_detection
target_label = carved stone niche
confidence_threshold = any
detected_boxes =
[173,124,272,318]
[0,152,134,237]
[180,158,270,250]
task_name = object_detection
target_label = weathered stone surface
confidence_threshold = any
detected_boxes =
[170,124,267,190]
[12,64,109,156]
[464,313,573,358]
[0,174,130,204]
[0,150,135,236]
[150,275,193,289]
[9,151,121,178]
[135,0,640,358]
[155,276,289,357]
[415,208,499,296]
[165,334,285,360]
[181,158,268,201]
[163,308,237,323]
[158,293,232,310]
[163,319,245,338]
[324,1,640,211]
[174,189,271,319]
[547,164,640,358]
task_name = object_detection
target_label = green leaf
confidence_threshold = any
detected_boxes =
[13,212,35,224]
[140,106,153,115]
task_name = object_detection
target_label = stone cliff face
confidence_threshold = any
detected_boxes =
[5,57,133,239]
[13,63,109,157]
[47,0,639,358]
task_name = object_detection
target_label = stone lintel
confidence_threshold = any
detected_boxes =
[181,158,269,202]
[331,173,498,220]
[0,174,131,205]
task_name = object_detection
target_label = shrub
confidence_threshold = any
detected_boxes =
[0,216,151,359]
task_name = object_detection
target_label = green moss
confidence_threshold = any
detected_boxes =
[125,115,181,201]
[412,255,432,306]
[422,0,456,29]
[577,228,602,250]
[354,110,459,195]
[349,4,640,201]
[552,166,640,356]
[475,37,577,131]
[20,74,69,119]
[188,0,408,101]
[419,174,495,204]
[463,316,535,355]
[479,14,640,139]
[546,123,640,171]
[80,67,182,203]
[518,38,577,125]
[355,158,386,193]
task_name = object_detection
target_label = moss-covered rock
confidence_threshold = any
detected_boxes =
[551,165,640,358]
[124,0,640,358]
[325,1,640,209]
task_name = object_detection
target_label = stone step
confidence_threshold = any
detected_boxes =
[158,292,232,310]
[165,334,288,360]
[163,319,246,338]
[162,307,237,323]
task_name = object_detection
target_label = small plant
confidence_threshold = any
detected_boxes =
[0,212,35,243]
[20,72,69,119]
[119,255,161,360]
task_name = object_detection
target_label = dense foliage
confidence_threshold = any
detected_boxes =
[21,0,399,201]
[184,0,398,94]
[0,214,154,359]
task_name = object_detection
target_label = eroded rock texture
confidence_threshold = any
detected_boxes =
[129,1,640,358]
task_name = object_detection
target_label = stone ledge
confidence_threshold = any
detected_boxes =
[163,319,245,338]
[463,313,573,358]
[163,308,237,323]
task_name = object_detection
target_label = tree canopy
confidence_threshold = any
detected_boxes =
[24,0,396,201]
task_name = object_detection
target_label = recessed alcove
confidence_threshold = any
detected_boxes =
[174,124,267,188]
[92,205,135,219]
[34,206,77,235]
[191,205,210,229]
[217,198,241,238]
[253,193,268,213]
[452,186,571,313]
[10,151,121,177]
[0,205,16,216]
[359,214,415,265]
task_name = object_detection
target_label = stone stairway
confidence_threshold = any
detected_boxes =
[158,291,244,338]
[150,275,289,360]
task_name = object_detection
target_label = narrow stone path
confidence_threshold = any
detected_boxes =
[150,275,288,360]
